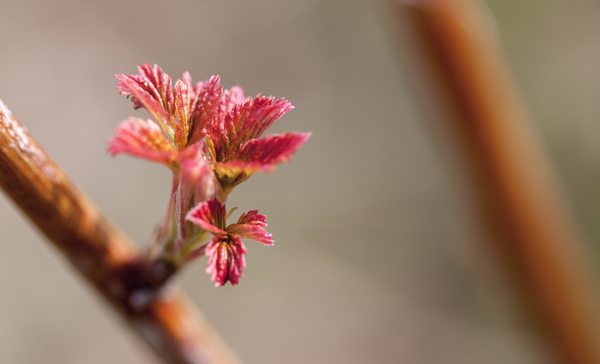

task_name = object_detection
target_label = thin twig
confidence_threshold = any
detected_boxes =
[0,99,241,364]
[393,0,600,363]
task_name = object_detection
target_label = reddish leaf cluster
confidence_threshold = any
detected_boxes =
[109,64,309,286]
[187,199,273,286]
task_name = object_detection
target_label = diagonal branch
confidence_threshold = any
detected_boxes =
[392,0,600,363]
[0,99,241,364]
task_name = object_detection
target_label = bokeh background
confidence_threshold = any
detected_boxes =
[0,0,599,363]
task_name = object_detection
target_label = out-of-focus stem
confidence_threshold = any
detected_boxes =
[0,99,241,364]
[393,1,600,363]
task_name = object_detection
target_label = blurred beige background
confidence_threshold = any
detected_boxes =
[0,0,599,363]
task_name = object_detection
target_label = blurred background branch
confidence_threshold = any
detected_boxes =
[394,0,600,363]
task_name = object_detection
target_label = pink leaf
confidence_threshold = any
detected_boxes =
[173,78,192,150]
[217,132,311,173]
[228,210,274,245]
[207,95,294,163]
[186,199,227,235]
[205,235,247,287]
[217,86,247,122]
[187,75,223,146]
[116,63,175,131]
[236,97,294,142]
[107,117,177,166]
[135,63,174,113]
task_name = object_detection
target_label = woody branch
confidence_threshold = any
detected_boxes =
[0,99,241,364]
